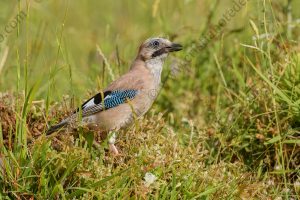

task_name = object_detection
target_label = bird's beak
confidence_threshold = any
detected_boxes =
[166,43,183,52]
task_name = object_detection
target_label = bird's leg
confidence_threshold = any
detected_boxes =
[108,132,119,155]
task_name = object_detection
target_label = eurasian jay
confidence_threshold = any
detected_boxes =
[47,37,183,154]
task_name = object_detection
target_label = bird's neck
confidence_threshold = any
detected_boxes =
[145,58,164,84]
[131,58,164,86]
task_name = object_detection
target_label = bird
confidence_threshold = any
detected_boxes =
[47,37,183,154]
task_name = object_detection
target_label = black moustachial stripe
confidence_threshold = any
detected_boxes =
[152,48,166,58]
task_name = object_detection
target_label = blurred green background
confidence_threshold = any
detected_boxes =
[1,0,300,198]
[0,0,298,98]
[1,0,206,97]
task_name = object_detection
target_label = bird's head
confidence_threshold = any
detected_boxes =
[137,37,183,62]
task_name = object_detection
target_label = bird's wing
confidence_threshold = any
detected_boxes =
[75,90,138,117]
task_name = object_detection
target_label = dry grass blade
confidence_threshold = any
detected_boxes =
[0,47,9,76]
[96,44,115,81]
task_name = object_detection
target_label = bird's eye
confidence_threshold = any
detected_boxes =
[152,41,160,47]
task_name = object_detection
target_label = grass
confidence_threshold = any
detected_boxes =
[0,0,300,199]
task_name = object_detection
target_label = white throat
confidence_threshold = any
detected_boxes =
[145,55,167,85]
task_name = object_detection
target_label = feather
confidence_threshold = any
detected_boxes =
[46,120,68,135]
[46,90,138,135]
[78,90,138,117]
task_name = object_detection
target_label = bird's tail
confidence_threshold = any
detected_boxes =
[46,120,68,135]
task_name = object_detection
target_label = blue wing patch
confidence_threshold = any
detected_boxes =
[77,90,138,117]
[104,90,137,109]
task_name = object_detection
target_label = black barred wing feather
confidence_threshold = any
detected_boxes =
[76,90,138,117]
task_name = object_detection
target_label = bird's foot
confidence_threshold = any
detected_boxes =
[108,132,119,156]
[109,143,119,156]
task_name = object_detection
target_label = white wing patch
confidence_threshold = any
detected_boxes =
[82,94,112,110]
[82,99,96,109]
